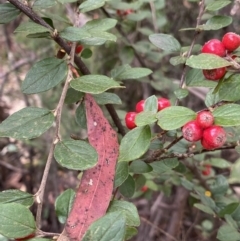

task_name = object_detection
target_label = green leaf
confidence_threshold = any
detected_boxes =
[108,200,140,226]
[218,203,239,218]
[93,92,122,105]
[186,53,231,69]
[150,158,179,175]
[149,33,181,53]
[118,126,151,162]
[65,88,84,104]
[119,175,135,198]
[210,175,228,196]
[205,158,231,168]
[180,178,194,190]
[194,203,215,215]
[14,22,50,35]
[111,65,131,79]
[129,160,153,174]
[116,68,152,80]
[174,89,189,99]
[201,15,232,30]
[22,58,68,94]
[58,0,78,3]
[114,162,129,188]
[0,190,33,207]
[82,211,126,241]
[0,203,35,238]
[75,103,87,129]
[54,140,98,170]
[0,3,21,24]
[81,48,92,59]
[55,189,75,223]
[225,214,238,229]
[206,1,231,11]
[169,56,187,66]
[79,0,106,13]
[59,27,90,42]
[213,104,240,126]
[135,111,157,126]
[0,107,54,140]
[33,0,56,9]
[81,18,117,32]
[186,68,217,88]
[156,106,196,130]
[217,224,240,241]
[218,74,240,102]
[70,75,123,94]
[125,227,138,241]
[205,88,222,107]
[144,95,158,113]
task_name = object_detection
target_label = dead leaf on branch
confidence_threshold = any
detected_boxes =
[65,94,119,240]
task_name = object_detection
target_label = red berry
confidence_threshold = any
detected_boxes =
[182,120,203,142]
[136,100,145,113]
[125,112,137,129]
[222,32,240,52]
[201,125,226,150]
[141,185,148,192]
[203,67,226,81]
[201,164,211,176]
[75,44,83,54]
[201,39,226,57]
[15,233,35,241]
[196,111,214,129]
[124,9,134,15]
[157,98,171,111]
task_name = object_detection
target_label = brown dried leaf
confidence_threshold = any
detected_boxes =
[65,94,119,240]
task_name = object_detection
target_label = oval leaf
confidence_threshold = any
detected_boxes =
[129,160,153,174]
[0,190,34,207]
[149,33,181,53]
[119,175,135,198]
[213,104,240,126]
[93,92,122,105]
[203,15,232,30]
[206,1,231,11]
[22,58,68,94]
[108,200,140,226]
[55,189,75,224]
[0,107,54,139]
[116,68,152,80]
[70,75,123,94]
[118,125,151,162]
[157,106,196,130]
[114,161,129,188]
[0,3,21,24]
[60,27,90,42]
[14,22,50,35]
[135,111,157,126]
[54,140,98,170]
[186,53,232,69]
[82,212,126,241]
[0,203,35,238]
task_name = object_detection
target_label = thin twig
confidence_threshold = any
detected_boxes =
[149,0,158,33]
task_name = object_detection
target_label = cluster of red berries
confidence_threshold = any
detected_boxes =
[182,110,226,150]
[116,9,134,17]
[201,32,240,81]
[201,164,211,176]
[125,97,171,129]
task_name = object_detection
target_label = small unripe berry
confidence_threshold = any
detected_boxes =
[136,100,145,113]
[182,120,203,142]
[75,44,83,54]
[222,32,240,52]
[125,112,137,129]
[203,67,226,81]
[201,164,211,176]
[157,98,171,111]
[201,125,226,150]
[196,111,214,129]
[201,39,226,57]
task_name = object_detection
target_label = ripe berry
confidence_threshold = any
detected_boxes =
[182,120,203,142]
[201,39,226,57]
[203,67,226,81]
[196,111,214,129]
[125,112,137,129]
[157,98,171,111]
[75,44,83,54]
[141,185,148,192]
[136,100,145,113]
[201,164,211,176]
[15,233,35,241]
[201,125,226,150]
[222,32,240,52]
